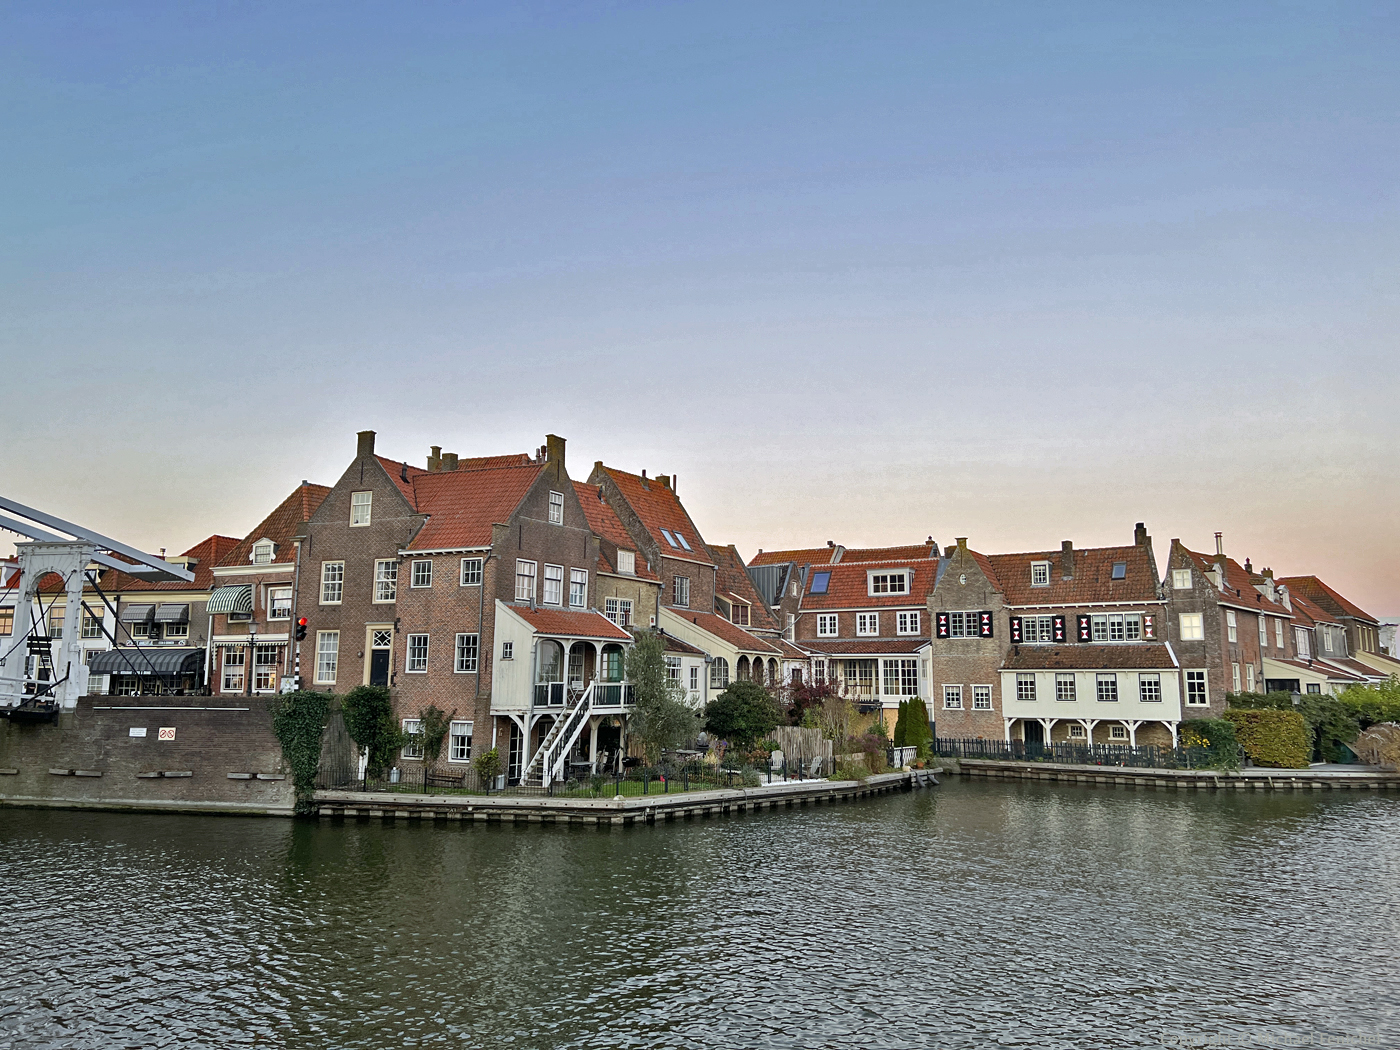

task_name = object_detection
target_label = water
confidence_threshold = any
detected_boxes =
[2,780,1398,1049]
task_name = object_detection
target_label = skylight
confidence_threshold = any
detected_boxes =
[810,571,830,594]
[1111,562,1127,580]
[676,533,693,551]
[661,529,679,548]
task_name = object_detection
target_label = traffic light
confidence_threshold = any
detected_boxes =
[295,617,308,641]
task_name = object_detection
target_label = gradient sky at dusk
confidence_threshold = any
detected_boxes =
[3,2,1397,613]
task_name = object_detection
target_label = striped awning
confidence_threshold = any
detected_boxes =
[119,604,155,623]
[206,586,253,615]
[87,647,205,677]
[154,603,189,623]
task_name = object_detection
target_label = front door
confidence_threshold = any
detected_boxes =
[1023,720,1045,754]
[369,628,392,687]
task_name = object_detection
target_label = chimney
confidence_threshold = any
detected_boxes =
[1135,522,1149,547]
[1262,567,1273,580]
[944,545,955,557]
[657,474,670,490]
[956,537,968,551]
[1060,540,1074,578]
[1215,532,1224,557]
[826,540,835,548]
[546,434,566,470]
[641,469,648,488]
[357,430,376,458]
[1244,557,1253,575]
[831,544,845,563]
[442,452,459,471]
[428,446,442,472]
[159,548,166,559]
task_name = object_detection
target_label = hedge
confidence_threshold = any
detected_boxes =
[1223,708,1311,769]
[1179,718,1241,770]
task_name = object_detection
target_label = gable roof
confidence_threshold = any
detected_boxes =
[599,467,714,566]
[375,455,428,507]
[99,535,242,593]
[220,483,331,567]
[989,544,1158,606]
[673,611,782,654]
[799,558,938,610]
[1003,643,1178,671]
[406,463,544,551]
[573,482,660,581]
[1277,575,1377,625]
[708,543,779,631]
[749,547,837,567]
[1182,548,1289,615]
[1286,591,1340,631]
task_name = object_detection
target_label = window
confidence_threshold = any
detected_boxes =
[1056,673,1077,701]
[447,633,479,673]
[449,721,473,762]
[710,657,729,689]
[1275,620,1284,649]
[817,613,838,637]
[515,560,537,601]
[666,656,682,682]
[0,607,12,635]
[812,659,827,683]
[675,532,693,552]
[897,611,921,635]
[1109,725,1127,741]
[268,588,292,620]
[401,720,423,760]
[973,685,992,710]
[1139,673,1161,703]
[943,685,963,710]
[1172,568,1192,589]
[320,562,344,604]
[604,597,633,627]
[1022,616,1054,643]
[662,529,679,548]
[810,571,830,594]
[372,629,392,650]
[405,633,429,673]
[1031,562,1050,587]
[673,576,690,608]
[1306,683,1322,695]
[1016,674,1037,701]
[1296,629,1310,658]
[411,560,433,589]
[350,491,372,526]
[731,604,749,626]
[252,541,274,565]
[1246,664,1255,692]
[1091,613,1141,642]
[856,612,879,636]
[221,647,246,691]
[690,666,699,692]
[1232,663,1241,692]
[254,645,280,691]
[82,612,103,639]
[1186,670,1209,706]
[543,564,564,606]
[164,622,189,640]
[129,621,155,639]
[1178,613,1204,641]
[1096,673,1118,702]
[460,558,483,586]
[1259,615,1268,647]
[870,572,908,595]
[616,550,635,575]
[48,609,63,636]
[373,560,398,603]
[948,611,981,638]
[315,632,339,683]
[1324,629,1334,653]
[1111,562,1127,580]
[1226,610,1237,642]
[884,659,919,696]
[566,568,587,608]
[1067,724,1087,739]
[502,641,514,660]
[548,490,564,525]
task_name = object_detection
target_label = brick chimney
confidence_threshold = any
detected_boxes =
[428,446,442,472]
[657,474,671,490]
[546,434,566,470]
[1135,522,1149,547]
[442,452,459,471]
[357,430,376,457]
[1060,540,1074,579]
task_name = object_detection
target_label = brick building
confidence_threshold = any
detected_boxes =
[1276,574,1400,680]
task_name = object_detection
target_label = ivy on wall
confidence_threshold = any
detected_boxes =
[267,690,332,813]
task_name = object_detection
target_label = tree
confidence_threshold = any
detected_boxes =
[625,631,700,763]
[474,747,503,791]
[903,698,932,754]
[786,678,839,726]
[341,685,402,776]
[704,679,782,746]
[417,705,451,765]
[892,699,911,747]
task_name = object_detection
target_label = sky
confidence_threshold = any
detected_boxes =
[2,1,1397,614]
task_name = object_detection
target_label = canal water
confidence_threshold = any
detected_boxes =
[2,780,1397,1049]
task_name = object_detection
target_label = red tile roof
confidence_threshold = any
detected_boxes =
[508,605,632,641]
[1182,548,1289,615]
[659,631,707,656]
[573,482,660,581]
[989,545,1158,606]
[1277,575,1377,624]
[1317,656,1385,681]
[774,638,809,660]
[220,483,330,567]
[600,467,714,566]
[675,611,782,654]
[798,638,929,656]
[840,543,938,563]
[709,543,779,631]
[405,463,544,551]
[376,456,428,507]
[99,535,242,593]
[1286,592,1339,630]
[1268,656,1364,680]
[1003,644,1178,671]
[799,559,937,610]
[750,547,836,567]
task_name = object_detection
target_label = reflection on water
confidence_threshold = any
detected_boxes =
[2,781,1398,1048]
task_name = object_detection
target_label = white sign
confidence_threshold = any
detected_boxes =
[129,727,147,738]
[158,727,176,741]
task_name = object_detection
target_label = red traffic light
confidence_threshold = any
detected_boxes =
[297,617,308,627]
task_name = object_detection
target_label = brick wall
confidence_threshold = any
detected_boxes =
[928,545,1008,739]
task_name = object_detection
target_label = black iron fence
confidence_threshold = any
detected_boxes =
[934,736,1227,770]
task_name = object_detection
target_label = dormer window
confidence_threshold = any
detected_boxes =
[251,541,275,565]
[869,571,908,596]
[1031,561,1051,587]
[616,550,636,575]
[1111,562,1127,580]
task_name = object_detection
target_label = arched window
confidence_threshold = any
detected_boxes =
[768,658,779,683]
[710,657,729,689]
[737,655,751,681]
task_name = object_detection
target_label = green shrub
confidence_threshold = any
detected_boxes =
[266,690,331,813]
[892,699,910,747]
[1180,718,1241,770]
[1336,678,1400,730]
[417,705,451,765]
[704,680,782,746]
[1227,690,1361,763]
[473,747,503,790]
[1224,708,1311,768]
[341,685,403,776]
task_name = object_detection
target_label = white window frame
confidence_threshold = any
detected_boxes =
[251,540,274,565]
[1172,568,1192,589]
[1246,664,1255,692]
[253,644,280,692]
[1178,613,1204,641]
[515,559,537,602]
[690,666,700,692]
[1295,629,1310,659]
[1226,609,1237,643]
[943,684,963,710]
[1185,670,1209,706]
[1067,723,1087,739]
[268,587,292,620]
[460,557,483,586]
[710,657,729,689]
[673,576,690,608]
[1109,725,1128,741]
[164,621,189,640]
[1324,628,1334,653]
[1259,615,1268,648]
[868,571,909,596]
[897,611,921,635]
[1056,673,1077,702]
[1096,673,1118,702]
[1232,662,1242,692]
[816,613,838,637]
[665,656,682,682]
[1023,615,1054,643]
[1275,619,1284,649]
[1139,673,1161,703]
[548,490,564,525]
[401,719,424,760]
[350,490,372,527]
[856,612,879,637]
[605,597,633,627]
[449,721,473,763]
[406,633,429,673]
[616,550,635,575]
[972,685,992,710]
[315,631,339,684]
[543,564,564,606]
[1031,561,1051,587]
[320,561,344,605]
[501,641,514,660]
[454,633,479,673]
[410,560,433,589]
[221,646,246,692]
[949,610,982,639]
[81,611,104,639]
[569,568,588,608]
[374,559,398,603]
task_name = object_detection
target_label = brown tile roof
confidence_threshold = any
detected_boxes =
[220,483,331,567]
[774,638,810,660]
[840,543,938,563]
[1316,656,1385,681]
[709,543,779,631]
[676,611,782,654]
[1268,656,1364,681]
[1182,549,1289,615]
[749,547,836,567]
[1277,575,1377,624]
[799,558,938,610]
[405,463,543,551]
[508,605,632,641]
[600,467,714,566]
[376,456,428,507]
[990,545,1158,606]
[659,631,707,656]
[573,482,660,581]
[1286,592,1339,630]
[1003,644,1178,671]
[99,535,242,593]
[798,638,930,656]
